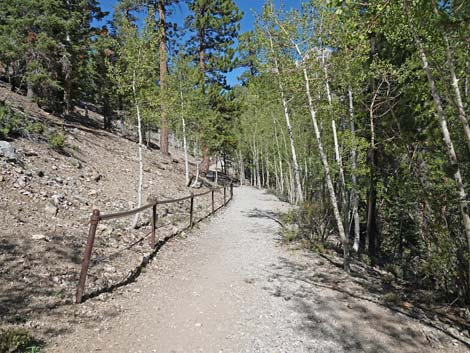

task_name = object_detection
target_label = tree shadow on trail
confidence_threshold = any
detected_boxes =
[260,254,470,352]
[243,208,284,228]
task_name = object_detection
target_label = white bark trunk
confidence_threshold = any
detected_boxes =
[273,117,285,194]
[302,64,350,269]
[349,88,361,252]
[332,119,347,209]
[406,2,470,274]
[180,89,190,186]
[444,37,470,152]
[191,162,200,187]
[268,34,303,203]
[238,148,245,185]
[131,70,144,229]
[278,24,350,268]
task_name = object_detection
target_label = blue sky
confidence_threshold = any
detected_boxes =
[96,0,301,86]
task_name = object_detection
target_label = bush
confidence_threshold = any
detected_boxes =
[48,133,66,150]
[0,328,40,353]
[0,105,21,139]
[25,122,44,135]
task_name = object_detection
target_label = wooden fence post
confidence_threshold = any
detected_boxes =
[150,203,157,248]
[230,182,233,200]
[76,209,100,304]
[211,190,215,213]
[224,186,226,205]
[190,192,194,228]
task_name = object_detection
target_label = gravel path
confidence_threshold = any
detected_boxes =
[49,186,468,353]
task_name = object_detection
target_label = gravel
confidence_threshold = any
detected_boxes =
[48,187,469,353]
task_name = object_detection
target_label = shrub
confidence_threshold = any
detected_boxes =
[0,327,40,353]
[0,105,21,139]
[25,122,44,135]
[48,133,66,150]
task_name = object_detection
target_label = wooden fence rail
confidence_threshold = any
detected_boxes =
[75,183,233,304]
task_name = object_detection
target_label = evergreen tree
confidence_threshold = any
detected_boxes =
[185,0,243,173]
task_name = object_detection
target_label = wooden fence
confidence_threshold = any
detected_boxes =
[75,183,233,304]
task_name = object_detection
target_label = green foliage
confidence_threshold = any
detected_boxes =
[0,105,21,139]
[186,0,243,88]
[0,328,40,353]
[235,0,470,304]
[48,132,66,150]
[383,292,401,305]
[25,122,44,136]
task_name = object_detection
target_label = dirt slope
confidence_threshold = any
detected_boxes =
[0,88,223,345]
[49,187,468,353]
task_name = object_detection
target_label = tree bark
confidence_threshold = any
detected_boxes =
[267,34,303,203]
[349,88,361,252]
[180,88,190,185]
[444,37,470,153]
[280,26,350,269]
[158,1,169,155]
[273,116,285,195]
[302,63,350,270]
[131,69,144,229]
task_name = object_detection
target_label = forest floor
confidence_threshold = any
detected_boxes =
[48,186,469,353]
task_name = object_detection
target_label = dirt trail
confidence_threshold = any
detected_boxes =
[49,187,468,353]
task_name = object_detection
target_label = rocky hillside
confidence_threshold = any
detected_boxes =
[0,86,223,347]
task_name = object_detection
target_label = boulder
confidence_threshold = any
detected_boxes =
[0,141,18,161]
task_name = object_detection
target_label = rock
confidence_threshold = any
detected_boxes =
[93,174,102,182]
[0,176,4,182]
[37,170,45,177]
[32,234,48,241]
[17,176,27,187]
[88,189,98,197]
[0,141,19,161]
[70,158,82,169]
[52,165,58,170]
[45,202,58,216]
[51,194,64,206]
[24,150,38,157]
[25,170,33,177]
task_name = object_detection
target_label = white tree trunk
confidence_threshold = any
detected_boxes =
[322,54,348,225]
[279,88,303,203]
[268,35,303,203]
[332,119,347,210]
[349,88,361,252]
[238,148,245,185]
[278,24,350,268]
[180,89,190,186]
[406,2,470,275]
[302,64,350,269]
[131,71,144,229]
[444,37,470,152]
[273,117,285,194]
[191,161,200,187]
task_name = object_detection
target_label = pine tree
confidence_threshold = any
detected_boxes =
[186,0,243,173]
